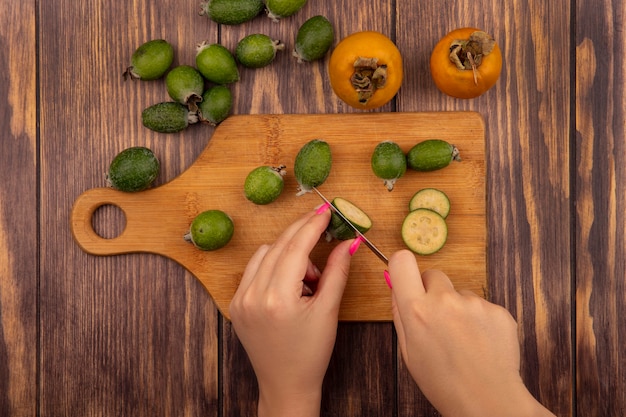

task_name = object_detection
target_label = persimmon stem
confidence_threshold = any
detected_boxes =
[467,52,478,85]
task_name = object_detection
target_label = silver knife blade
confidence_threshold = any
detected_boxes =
[312,187,389,265]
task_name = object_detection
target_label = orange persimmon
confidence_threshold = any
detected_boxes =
[430,27,502,99]
[328,31,403,110]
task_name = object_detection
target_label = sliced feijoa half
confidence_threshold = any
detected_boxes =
[327,197,373,241]
[371,140,407,191]
[184,210,234,251]
[408,188,451,218]
[244,165,286,205]
[106,146,160,192]
[294,139,332,196]
[401,208,448,255]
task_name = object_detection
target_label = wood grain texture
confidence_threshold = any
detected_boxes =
[0,1,38,416]
[576,0,626,414]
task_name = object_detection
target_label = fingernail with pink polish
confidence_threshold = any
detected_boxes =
[315,202,331,214]
[349,235,363,256]
[384,270,392,289]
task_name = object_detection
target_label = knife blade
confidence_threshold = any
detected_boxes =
[312,187,389,265]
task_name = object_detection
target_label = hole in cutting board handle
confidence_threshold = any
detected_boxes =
[91,204,126,239]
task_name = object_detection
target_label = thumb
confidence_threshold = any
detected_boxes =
[315,239,353,311]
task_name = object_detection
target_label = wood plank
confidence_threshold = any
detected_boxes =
[576,0,626,414]
[217,2,399,415]
[0,1,38,416]
[38,0,220,415]
[395,0,572,415]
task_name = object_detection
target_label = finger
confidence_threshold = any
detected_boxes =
[391,290,408,360]
[458,289,481,298]
[421,269,455,294]
[235,244,271,295]
[314,239,353,311]
[388,250,425,310]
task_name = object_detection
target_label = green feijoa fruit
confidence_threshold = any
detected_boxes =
[409,188,451,218]
[198,85,232,125]
[293,15,334,63]
[326,197,372,241]
[265,0,307,21]
[371,141,406,191]
[199,0,264,25]
[106,146,160,192]
[123,39,174,81]
[165,65,205,109]
[184,210,234,251]
[244,165,286,205]
[236,34,285,68]
[196,42,239,84]
[142,102,198,133]
[401,208,448,255]
[406,139,461,172]
[294,139,332,196]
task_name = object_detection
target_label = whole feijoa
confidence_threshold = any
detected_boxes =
[236,34,284,68]
[198,85,232,125]
[106,147,160,192]
[196,42,239,84]
[123,39,174,81]
[199,0,264,25]
[165,65,205,108]
[293,15,334,63]
[244,165,286,204]
[265,0,307,21]
[294,139,332,195]
[406,139,461,172]
[371,141,406,191]
[142,102,198,133]
[184,210,235,251]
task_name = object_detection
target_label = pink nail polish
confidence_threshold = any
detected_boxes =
[384,270,392,289]
[349,236,363,256]
[315,202,331,214]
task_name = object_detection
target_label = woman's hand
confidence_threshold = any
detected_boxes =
[388,250,555,417]
[229,205,354,417]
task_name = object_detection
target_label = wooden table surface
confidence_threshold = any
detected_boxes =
[1,0,624,415]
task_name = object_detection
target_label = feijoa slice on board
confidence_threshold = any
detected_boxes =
[265,0,307,21]
[198,85,232,125]
[236,34,285,68]
[196,42,240,84]
[244,165,286,205]
[401,208,448,255]
[293,139,332,195]
[199,0,264,25]
[409,188,451,218]
[142,102,198,133]
[371,141,406,191]
[293,15,334,63]
[406,139,461,172]
[106,146,160,192]
[327,197,373,241]
[165,65,205,109]
[123,39,174,81]
[184,210,235,251]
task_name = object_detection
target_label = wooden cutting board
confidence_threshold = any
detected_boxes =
[71,112,486,321]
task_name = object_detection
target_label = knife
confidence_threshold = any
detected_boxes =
[312,187,389,265]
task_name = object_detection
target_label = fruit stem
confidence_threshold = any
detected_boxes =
[448,31,496,85]
[351,57,388,105]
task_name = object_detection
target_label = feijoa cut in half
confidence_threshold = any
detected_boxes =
[199,0,264,25]
[326,197,373,241]
[409,188,451,218]
[106,146,160,192]
[265,0,307,21]
[184,210,235,251]
[196,42,240,84]
[236,34,284,68]
[371,140,406,191]
[293,139,332,196]
[401,208,448,255]
[406,139,461,172]
[165,65,205,109]
[244,165,286,205]
[293,15,334,63]
[142,102,198,133]
[198,85,232,125]
[123,39,174,81]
